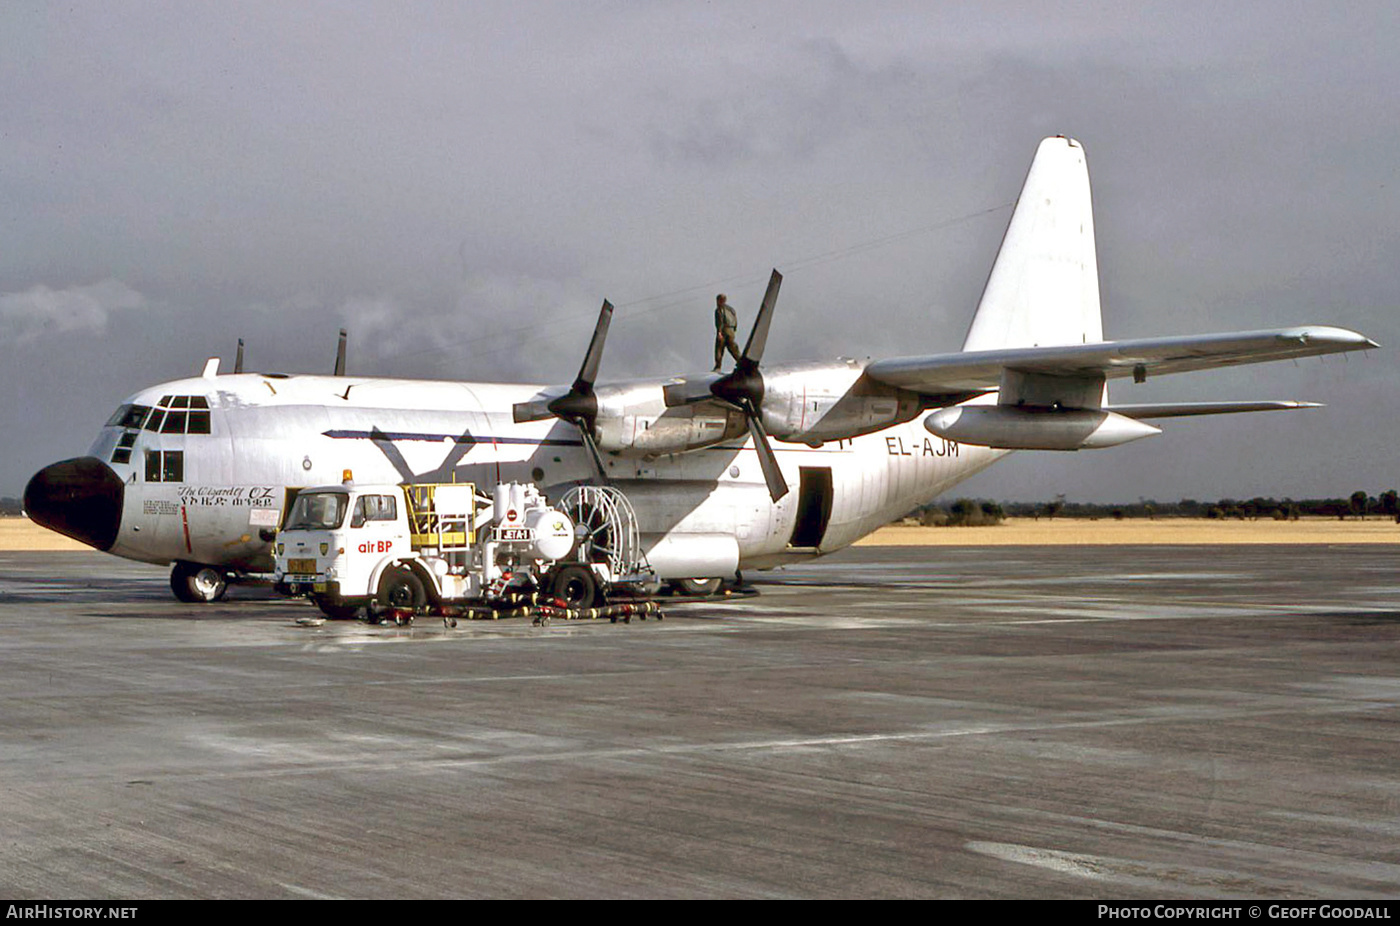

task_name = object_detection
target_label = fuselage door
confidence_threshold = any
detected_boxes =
[788,466,833,550]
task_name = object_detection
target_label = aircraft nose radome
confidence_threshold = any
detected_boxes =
[23,457,124,552]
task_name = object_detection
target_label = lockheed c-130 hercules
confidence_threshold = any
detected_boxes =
[24,136,1378,606]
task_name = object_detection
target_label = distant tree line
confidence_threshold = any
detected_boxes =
[910,490,1400,525]
[0,497,22,516]
[916,499,1005,526]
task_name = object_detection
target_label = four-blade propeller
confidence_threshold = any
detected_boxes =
[664,269,788,501]
[512,300,615,482]
[707,269,787,500]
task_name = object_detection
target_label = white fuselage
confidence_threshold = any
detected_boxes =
[83,372,1004,577]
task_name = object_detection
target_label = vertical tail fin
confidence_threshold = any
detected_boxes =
[962,136,1102,353]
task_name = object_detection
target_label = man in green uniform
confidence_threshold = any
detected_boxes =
[713,293,740,371]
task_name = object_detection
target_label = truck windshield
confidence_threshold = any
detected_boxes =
[283,492,348,531]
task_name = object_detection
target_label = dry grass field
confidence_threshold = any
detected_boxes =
[5,514,1400,553]
[0,518,92,552]
[857,516,1400,545]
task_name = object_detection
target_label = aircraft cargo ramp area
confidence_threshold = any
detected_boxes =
[1,545,1398,898]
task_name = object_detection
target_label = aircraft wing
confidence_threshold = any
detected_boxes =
[863,326,1378,395]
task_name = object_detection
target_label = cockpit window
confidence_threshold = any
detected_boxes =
[144,450,183,483]
[110,430,138,465]
[162,451,183,483]
[106,405,152,464]
[106,404,152,429]
[137,396,212,435]
[284,492,349,531]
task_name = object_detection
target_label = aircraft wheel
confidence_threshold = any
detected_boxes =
[550,565,598,610]
[670,577,721,597]
[377,566,426,613]
[171,561,228,603]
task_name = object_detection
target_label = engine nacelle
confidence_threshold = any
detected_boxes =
[591,382,747,456]
[757,361,923,445]
[924,405,1160,450]
[585,361,924,455]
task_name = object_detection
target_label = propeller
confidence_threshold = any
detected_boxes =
[661,269,788,499]
[512,300,614,482]
[234,338,245,374]
[705,269,788,501]
[334,329,347,376]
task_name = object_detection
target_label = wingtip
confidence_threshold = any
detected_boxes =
[1283,325,1380,349]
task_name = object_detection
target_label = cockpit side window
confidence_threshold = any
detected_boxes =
[110,430,138,465]
[162,451,183,483]
[144,449,184,482]
[107,404,152,429]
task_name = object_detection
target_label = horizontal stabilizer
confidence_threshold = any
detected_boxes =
[867,326,1377,397]
[1108,400,1322,419]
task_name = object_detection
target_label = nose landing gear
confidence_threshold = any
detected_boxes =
[170,561,229,603]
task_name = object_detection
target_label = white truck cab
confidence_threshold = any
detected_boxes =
[275,482,424,618]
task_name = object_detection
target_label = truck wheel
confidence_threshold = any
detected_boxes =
[314,597,364,621]
[171,562,228,603]
[670,577,721,597]
[550,565,597,610]
[377,566,426,612]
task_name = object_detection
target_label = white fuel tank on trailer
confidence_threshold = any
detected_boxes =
[524,506,575,561]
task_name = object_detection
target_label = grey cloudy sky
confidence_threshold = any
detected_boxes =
[3,1,1397,502]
